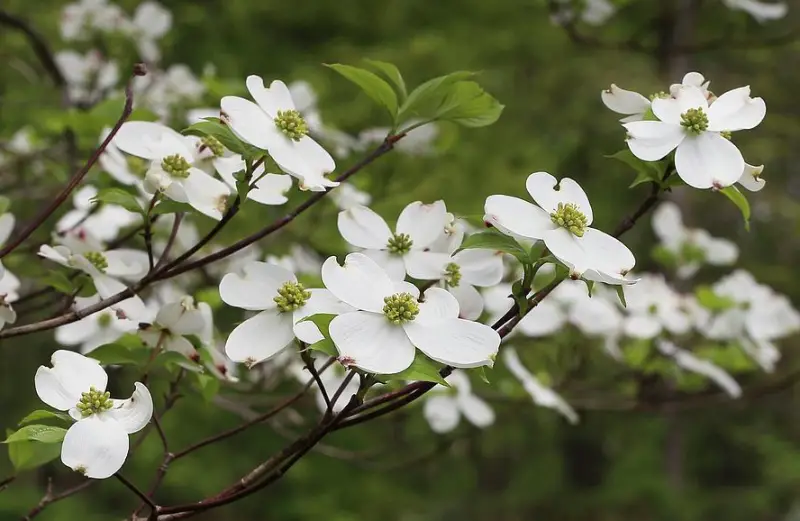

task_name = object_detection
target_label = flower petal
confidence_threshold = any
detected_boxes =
[404,318,499,368]
[601,84,650,116]
[35,350,108,410]
[181,168,231,221]
[517,299,567,337]
[404,250,450,280]
[246,76,295,117]
[448,283,484,320]
[623,120,685,162]
[293,288,355,344]
[395,201,448,249]
[362,249,407,281]
[219,261,295,311]
[737,163,766,192]
[337,206,392,249]
[458,394,495,428]
[423,395,460,433]
[418,287,460,322]
[220,95,275,151]
[454,249,504,287]
[61,416,129,479]
[624,314,662,339]
[675,133,744,189]
[106,382,153,434]
[249,173,292,205]
[225,309,295,365]
[321,254,395,312]
[329,311,416,374]
[502,348,578,424]
[0,213,15,246]
[707,86,766,132]
[483,195,555,240]
[114,121,193,160]
[526,172,593,224]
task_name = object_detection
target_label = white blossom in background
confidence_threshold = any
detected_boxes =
[337,201,448,281]
[125,1,172,62]
[656,339,742,398]
[137,65,206,119]
[60,0,128,41]
[0,211,20,309]
[139,296,206,358]
[55,50,119,106]
[322,253,500,374]
[214,155,293,206]
[34,351,153,479]
[723,0,788,22]
[485,172,636,284]
[622,274,691,339]
[423,371,494,433]
[652,201,738,278]
[264,245,323,277]
[56,185,140,242]
[330,183,372,211]
[55,295,138,353]
[358,122,439,156]
[113,121,231,220]
[219,261,353,367]
[222,76,337,190]
[503,348,578,424]
[549,0,615,26]
[624,82,766,189]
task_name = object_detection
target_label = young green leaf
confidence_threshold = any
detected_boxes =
[4,425,67,444]
[183,118,264,159]
[307,338,338,357]
[398,71,476,122]
[695,286,737,311]
[325,64,398,120]
[386,352,448,386]
[41,270,76,295]
[152,200,195,216]
[18,410,71,427]
[433,81,504,127]
[7,438,61,472]
[458,230,530,264]
[615,285,627,308]
[719,185,751,231]
[92,188,144,215]
[606,149,663,184]
[299,313,337,338]
[363,59,407,101]
[88,342,150,366]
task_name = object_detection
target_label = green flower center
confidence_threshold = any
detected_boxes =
[97,313,113,328]
[445,262,461,287]
[720,130,732,140]
[680,108,709,135]
[161,154,191,179]
[274,109,308,141]
[83,251,108,272]
[76,386,113,418]
[550,202,588,237]
[387,233,413,255]
[274,281,311,312]
[201,136,225,157]
[649,91,670,100]
[126,156,148,176]
[383,292,419,324]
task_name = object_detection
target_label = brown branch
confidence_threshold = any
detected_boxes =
[0,9,66,89]
[22,480,93,520]
[153,213,183,272]
[0,64,146,260]
[115,473,157,512]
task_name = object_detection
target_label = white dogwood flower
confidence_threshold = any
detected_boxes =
[138,296,206,358]
[656,339,742,398]
[34,350,153,479]
[221,76,336,191]
[485,172,636,284]
[602,72,711,123]
[423,371,494,433]
[114,121,231,220]
[625,84,766,189]
[220,261,353,367]
[623,274,691,339]
[330,183,372,210]
[55,295,137,354]
[56,185,140,242]
[723,0,787,22]
[502,348,578,424]
[337,201,448,281]
[322,253,500,374]
[214,155,292,206]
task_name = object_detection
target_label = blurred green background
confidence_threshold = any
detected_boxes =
[1,0,800,520]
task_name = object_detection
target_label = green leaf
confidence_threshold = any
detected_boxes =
[18,410,71,427]
[4,425,67,444]
[325,64,398,120]
[41,270,75,295]
[474,366,490,384]
[606,149,663,184]
[584,279,595,297]
[92,188,144,215]
[7,437,61,472]
[458,230,530,264]
[363,59,407,101]
[386,352,448,386]
[183,118,264,159]
[154,351,204,373]
[432,81,504,127]
[695,285,737,311]
[615,285,627,308]
[152,199,195,216]
[299,313,336,337]
[88,341,150,366]
[719,185,750,231]
[398,71,476,122]
[307,338,337,357]
[0,196,11,214]
[190,373,220,402]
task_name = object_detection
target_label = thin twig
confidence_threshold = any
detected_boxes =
[301,349,331,411]
[0,64,146,260]
[115,473,157,511]
[143,194,160,272]
[22,480,93,520]
[153,213,183,272]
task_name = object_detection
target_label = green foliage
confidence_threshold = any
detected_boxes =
[4,425,67,444]
[92,187,144,215]
[385,352,448,386]
[183,118,264,159]
[326,63,400,122]
[695,285,737,311]
[17,410,71,426]
[458,230,531,264]
[719,185,751,230]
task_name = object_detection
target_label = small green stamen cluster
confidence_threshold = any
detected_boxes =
[274,109,308,141]
[680,108,709,134]
[445,262,462,287]
[649,91,670,100]
[83,251,108,272]
[550,202,588,237]
[274,281,311,312]
[383,292,419,324]
[387,233,413,255]
[201,136,225,157]
[76,386,113,418]
[97,313,113,328]
[160,154,191,179]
